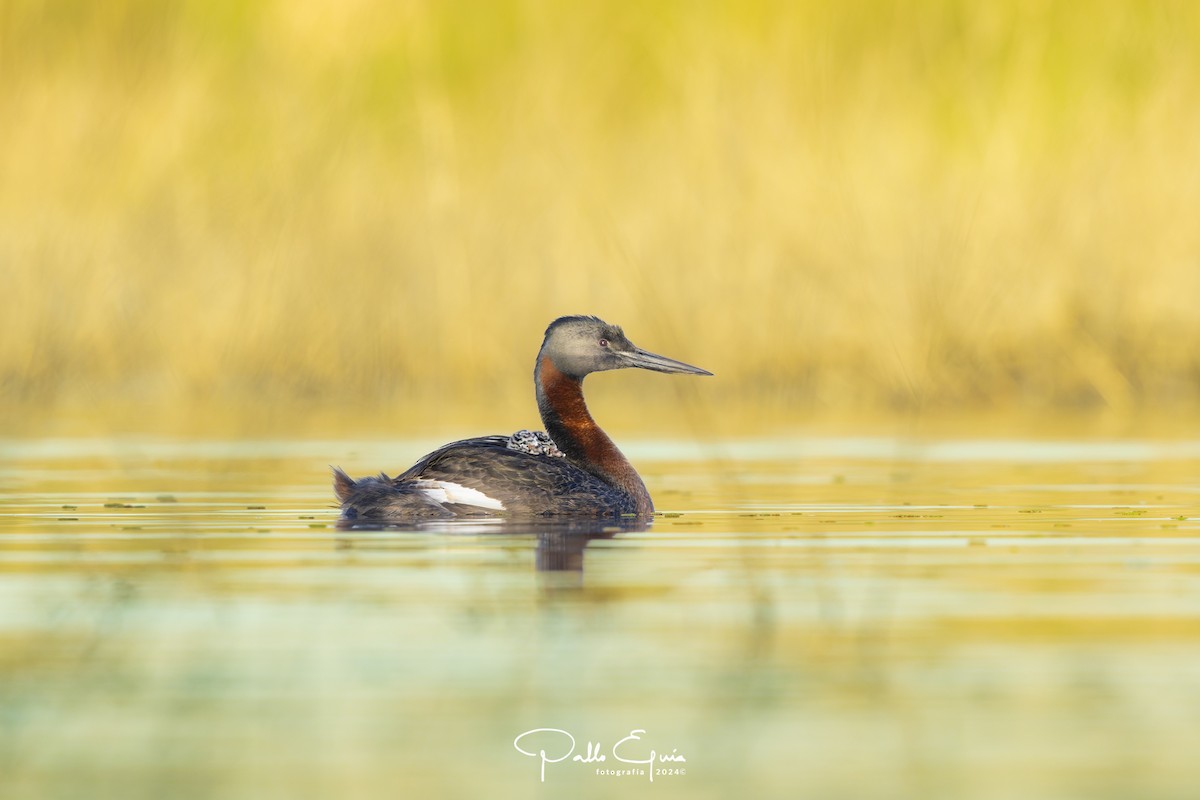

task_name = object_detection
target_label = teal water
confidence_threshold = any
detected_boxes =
[1,435,1199,799]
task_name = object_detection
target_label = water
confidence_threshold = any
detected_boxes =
[2,434,1199,800]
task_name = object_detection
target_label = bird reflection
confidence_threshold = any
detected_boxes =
[527,518,648,572]
[335,516,649,575]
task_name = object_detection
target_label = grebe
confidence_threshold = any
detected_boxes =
[333,315,711,521]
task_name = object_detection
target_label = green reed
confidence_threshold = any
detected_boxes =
[3,0,1199,432]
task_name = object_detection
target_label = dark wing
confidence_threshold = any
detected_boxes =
[397,436,635,516]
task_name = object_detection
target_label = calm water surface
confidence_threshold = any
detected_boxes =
[2,435,1199,799]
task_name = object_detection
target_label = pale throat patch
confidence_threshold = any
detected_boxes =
[414,479,505,511]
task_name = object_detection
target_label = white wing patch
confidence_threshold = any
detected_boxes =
[414,480,505,511]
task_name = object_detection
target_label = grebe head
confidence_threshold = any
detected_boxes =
[539,315,713,380]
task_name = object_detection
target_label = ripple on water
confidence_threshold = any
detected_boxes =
[1,435,1199,800]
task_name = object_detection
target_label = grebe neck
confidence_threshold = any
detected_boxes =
[535,356,652,515]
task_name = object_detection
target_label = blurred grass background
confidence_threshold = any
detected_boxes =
[2,0,1199,436]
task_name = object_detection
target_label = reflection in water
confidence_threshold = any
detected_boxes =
[338,516,646,573]
[532,526,616,573]
[1,435,1200,800]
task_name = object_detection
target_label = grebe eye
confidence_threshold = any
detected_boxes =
[599,338,609,347]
